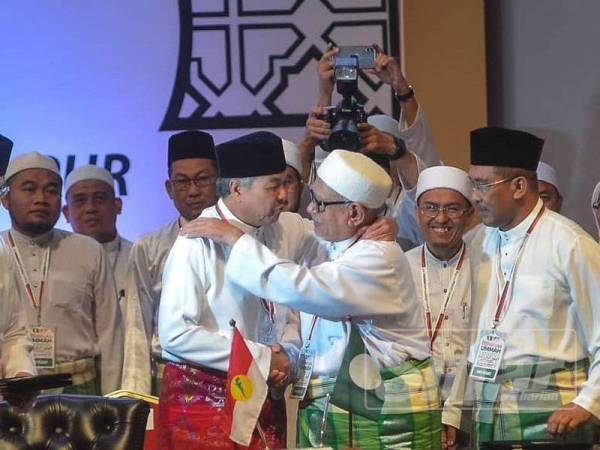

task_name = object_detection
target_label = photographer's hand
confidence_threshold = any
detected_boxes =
[357,123,396,156]
[317,43,338,106]
[303,107,331,146]
[367,44,418,126]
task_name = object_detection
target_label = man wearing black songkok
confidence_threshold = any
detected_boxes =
[122,130,217,395]
[443,126,600,449]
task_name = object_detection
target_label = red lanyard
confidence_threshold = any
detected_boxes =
[5,231,51,324]
[492,206,546,328]
[216,203,275,322]
[420,243,467,349]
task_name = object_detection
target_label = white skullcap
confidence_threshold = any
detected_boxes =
[416,165,472,203]
[367,114,401,139]
[317,149,392,208]
[536,161,560,194]
[4,151,60,181]
[65,164,115,193]
[282,139,303,180]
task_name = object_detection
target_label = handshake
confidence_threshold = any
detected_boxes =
[268,343,292,389]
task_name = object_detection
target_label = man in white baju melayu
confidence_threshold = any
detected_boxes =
[1,151,123,394]
[405,166,474,404]
[443,127,600,449]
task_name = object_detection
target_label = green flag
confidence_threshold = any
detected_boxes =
[330,323,385,421]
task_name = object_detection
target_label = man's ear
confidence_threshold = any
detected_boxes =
[0,193,9,210]
[62,205,71,223]
[165,179,174,200]
[114,197,123,215]
[230,179,242,197]
[347,203,367,227]
[512,176,529,200]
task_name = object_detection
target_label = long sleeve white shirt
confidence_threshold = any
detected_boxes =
[102,234,132,301]
[405,244,472,399]
[1,228,123,393]
[443,200,600,426]
[226,223,431,377]
[158,200,318,375]
[0,244,36,377]
[121,219,179,393]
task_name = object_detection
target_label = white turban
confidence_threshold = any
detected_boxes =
[4,151,60,181]
[367,114,401,139]
[282,139,303,180]
[416,165,472,203]
[317,149,392,209]
[65,164,115,193]
[536,161,560,194]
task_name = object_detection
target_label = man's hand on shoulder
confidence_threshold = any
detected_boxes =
[360,216,397,242]
[180,218,244,246]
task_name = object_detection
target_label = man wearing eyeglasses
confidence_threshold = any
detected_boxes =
[405,166,473,408]
[443,126,600,449]
[121,130,217,395]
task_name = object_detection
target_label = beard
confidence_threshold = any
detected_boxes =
[19,220,55,236]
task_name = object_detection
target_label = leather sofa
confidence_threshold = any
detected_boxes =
[0,394,150,449]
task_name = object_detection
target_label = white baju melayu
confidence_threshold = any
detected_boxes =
[1,228,123,393]
[102,234,132,313]
[225,226,431,375]
[0,243,36,377]
[121,219,179,393]
[159,199,320,373]
[443,199,600,428]
[405,243,471,401]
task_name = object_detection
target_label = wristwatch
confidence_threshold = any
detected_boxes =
[394,85,415,102]
[390,136,407,160]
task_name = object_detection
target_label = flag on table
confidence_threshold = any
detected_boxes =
[224,324,269,446]
[330,322,385,421]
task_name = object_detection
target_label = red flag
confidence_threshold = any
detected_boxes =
[224,325,269,446]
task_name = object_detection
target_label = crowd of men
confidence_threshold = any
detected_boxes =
[1,47,600,450]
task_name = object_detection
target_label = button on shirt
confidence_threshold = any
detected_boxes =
[405,243,471,400]
[1,228,123,394]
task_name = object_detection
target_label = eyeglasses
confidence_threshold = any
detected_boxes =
[418,204,468,219]
[309,188,351,213]
[170,175,216,191]
[470,176,516,193]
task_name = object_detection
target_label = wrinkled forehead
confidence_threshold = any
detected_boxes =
[67,179,114,197]
[468,165,496,180]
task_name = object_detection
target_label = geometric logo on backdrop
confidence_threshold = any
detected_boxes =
[161,0,400,130]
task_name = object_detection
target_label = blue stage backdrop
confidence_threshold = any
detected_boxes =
[0,0,401,239]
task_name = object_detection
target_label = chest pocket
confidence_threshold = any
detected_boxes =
[511,275,555,320]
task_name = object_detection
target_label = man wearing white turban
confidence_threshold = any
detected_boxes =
[405,166,474,404]
[536,161,563,212]
[184,149,440,449]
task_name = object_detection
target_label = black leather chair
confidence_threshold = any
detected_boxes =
[0,394,150,450]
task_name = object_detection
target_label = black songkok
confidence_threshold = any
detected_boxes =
[216,131,286,178]
[168,130,216,167]
[0,134,14,177]
[470,126,543,171]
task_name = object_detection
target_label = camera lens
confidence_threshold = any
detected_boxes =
[329,119,360,151]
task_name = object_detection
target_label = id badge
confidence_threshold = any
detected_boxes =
[290,346,315,400]
[469,330,505,382]
[31,325,56,369]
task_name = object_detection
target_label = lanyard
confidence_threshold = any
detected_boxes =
[492,206,546,328]
[215,203,276,322]
[5,231,51,323]
[420,243,467,349]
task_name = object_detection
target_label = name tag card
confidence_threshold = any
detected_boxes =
[31,326,56,369]
[290,347,315,400]
[469,330,505,382]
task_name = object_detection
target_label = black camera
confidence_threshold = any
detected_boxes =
[320,56,367,152]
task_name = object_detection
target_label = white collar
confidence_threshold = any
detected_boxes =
[497,198,544,242]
